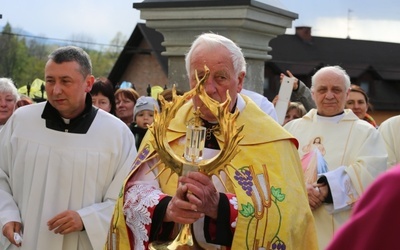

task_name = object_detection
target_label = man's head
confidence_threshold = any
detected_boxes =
[311,66,350,117]
[45,46,94,119]
[185,33,246,122]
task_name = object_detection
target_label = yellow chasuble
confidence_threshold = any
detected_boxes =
[106,95,318,250]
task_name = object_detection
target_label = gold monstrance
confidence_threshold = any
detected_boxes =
[148,66,244,250]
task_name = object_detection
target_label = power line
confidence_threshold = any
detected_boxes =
[1,30,163,54]
[2,31,125,48]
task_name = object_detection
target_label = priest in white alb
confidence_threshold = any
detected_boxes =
[0,46,137,250]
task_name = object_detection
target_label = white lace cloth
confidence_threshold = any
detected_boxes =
[124,184,163,250]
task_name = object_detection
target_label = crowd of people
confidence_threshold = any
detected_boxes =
[0,33,398,250]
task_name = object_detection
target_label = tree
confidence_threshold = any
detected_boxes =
[0,23,21,79]
[90,32,127,79]
[0,22,127,87]
[0,23,43,87]
[24,39,50,83]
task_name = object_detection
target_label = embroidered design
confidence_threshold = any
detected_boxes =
[119,145,152,199]
[301,136,328,184]
[234,165,286,250]
[124,184,162,250]
[230,196,238,210]
[229,196,238,228]
[301,136,326,156]
[132,145,151,170]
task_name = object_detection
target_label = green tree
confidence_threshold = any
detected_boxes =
[0,23,21,80]
[24,39,51,82]
[0,22,42,87]
[0,22,127,87]
[90,32,126,79]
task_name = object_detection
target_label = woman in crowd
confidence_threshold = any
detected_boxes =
[345,84,377,128]
[114,87,140,126]
[91,77,116,115]
[283,101,307,125]
[0,78,19,130]
[15,94,34,109]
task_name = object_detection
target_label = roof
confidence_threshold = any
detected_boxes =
[269,34,400,80]
[110,23,400,110]
[108,23,167,85]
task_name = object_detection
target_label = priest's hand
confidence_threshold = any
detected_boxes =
[306,183,326,210]
[2,221,22,247]
[180,172,220,220]
[47,210,84,234]
[164,183,204,224]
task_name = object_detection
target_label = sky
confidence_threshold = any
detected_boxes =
[2,0,400,48]
[279,0,400,44]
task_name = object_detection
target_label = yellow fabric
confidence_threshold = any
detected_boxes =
[106,96,318,250]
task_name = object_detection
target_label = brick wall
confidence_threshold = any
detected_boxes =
[121,39,168,96]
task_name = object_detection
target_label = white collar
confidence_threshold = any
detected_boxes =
[316,112,345,123]
[236,94,245,113]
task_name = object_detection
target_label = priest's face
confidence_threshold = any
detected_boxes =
[45,60,94,119]
[312,70,349,117]
[188,44,244,122]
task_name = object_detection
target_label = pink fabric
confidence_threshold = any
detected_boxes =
[326,164,400,249]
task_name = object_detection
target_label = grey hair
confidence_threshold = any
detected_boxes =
[185,33,247,77]
[311,65,351,91]
[0,78,20,102]
[47,46,92,77]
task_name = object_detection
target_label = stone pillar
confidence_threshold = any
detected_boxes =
[134,0,298,93]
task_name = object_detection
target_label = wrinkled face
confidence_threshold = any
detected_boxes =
[45,60,94,119]
[135,110,154,129]
[312,72,349,117]
[346,91,367,119]
[189,44,244,122]
[283,108,301,125]
[0,92,16,125]
[92,93,111,113]
[115,94,135,124]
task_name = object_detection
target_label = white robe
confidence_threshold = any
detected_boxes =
[284,109,387,249]
[378,115,400,168]
[240,89,278,121]
[0,103,137,250]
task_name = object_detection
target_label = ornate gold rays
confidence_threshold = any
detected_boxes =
[147,65,244,183]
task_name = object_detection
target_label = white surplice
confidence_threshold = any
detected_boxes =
[379,115,400,168]
[0,102,137,250]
